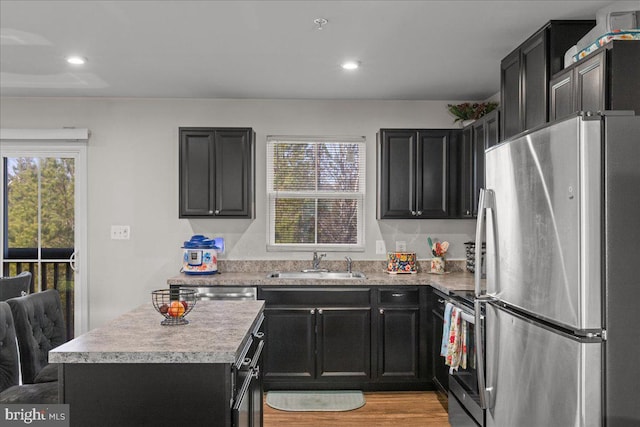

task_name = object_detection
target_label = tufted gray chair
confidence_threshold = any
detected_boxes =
[0,301,58,403]
[0,271,31,301]
[7,289,67,384]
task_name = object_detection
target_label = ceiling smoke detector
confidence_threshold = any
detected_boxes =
[314,18,328,30]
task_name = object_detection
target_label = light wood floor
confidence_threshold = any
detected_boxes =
[263,391,450,427]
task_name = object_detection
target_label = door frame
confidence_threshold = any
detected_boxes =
[0,128,89,336]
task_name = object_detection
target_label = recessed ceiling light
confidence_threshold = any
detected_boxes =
[66,56,87,65]
[341,61,360,70]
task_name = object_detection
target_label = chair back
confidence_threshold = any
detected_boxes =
[7,290,66,384]
[0,301,19,392]
[0,272,31,301]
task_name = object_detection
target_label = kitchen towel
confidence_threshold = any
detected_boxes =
[446,307,462,370]
[440,302,454,356]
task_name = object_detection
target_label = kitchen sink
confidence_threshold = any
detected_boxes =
[266,271,367,280]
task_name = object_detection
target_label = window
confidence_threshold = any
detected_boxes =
[267,136,365,251]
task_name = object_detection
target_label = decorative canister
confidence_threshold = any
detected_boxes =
[430,257,446,274]
[386,252,417,274]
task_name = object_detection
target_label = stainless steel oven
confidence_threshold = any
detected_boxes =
[233,313,264,427]
[445,293,484,427]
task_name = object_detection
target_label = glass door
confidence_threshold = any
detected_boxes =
[1,134,87,337]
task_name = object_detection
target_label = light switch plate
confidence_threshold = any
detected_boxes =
[110,225,130,240]
[396,241,407,251]
[375,240,386,254]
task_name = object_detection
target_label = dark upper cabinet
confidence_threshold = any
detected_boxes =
[549,41,640,122]
[378,129,460,219]
[179,127,254,218]
[459,109,499,218]
[501,20,595,140]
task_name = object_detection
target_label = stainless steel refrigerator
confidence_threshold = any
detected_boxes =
[474,112,640,427]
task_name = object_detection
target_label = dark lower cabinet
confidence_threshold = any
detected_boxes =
[550,41,640,122]
[261,288,371,389]
[430,290,449,393]
[260,286,432,391]
[377,307,419,380]
[179,127,254,218]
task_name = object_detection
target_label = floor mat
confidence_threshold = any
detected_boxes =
[266,390,366,412]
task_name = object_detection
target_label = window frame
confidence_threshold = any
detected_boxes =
[266,135,366,252]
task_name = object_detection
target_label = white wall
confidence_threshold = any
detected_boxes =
[0,97,476,328]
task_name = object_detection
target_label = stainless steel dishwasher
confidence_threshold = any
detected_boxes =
[191,286,257,301]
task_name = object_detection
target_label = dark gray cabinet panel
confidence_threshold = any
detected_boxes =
[317,308,371,379]
[179,127,254,218]
[377,307,420,380]
[459,109,499,218]
[501,20,595,140]
[549,41,640,122]
[262,308,315,381]
[260,287,372,389]
[378,129,459,219]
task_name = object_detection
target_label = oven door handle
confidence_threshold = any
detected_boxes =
[474,297,492,410]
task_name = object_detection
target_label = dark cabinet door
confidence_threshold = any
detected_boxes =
[459,126,474,218]
[378,129,456,219]
[485,109,500,148]
[521,31,548,131]
[179,130,215,216]
[471,120,486,218]
[377,130,416,218]
[317,308,371,380]
[179,127,253,218]
[576,51,605,114]
[263,308,315,381]
[213,129,253,217]
[500,50,522,140]
[377,307,420,380]
[416,130,452,218]
[549,68,574,121]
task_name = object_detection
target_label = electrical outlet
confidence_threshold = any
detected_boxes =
[110,225,130,240]
[375,240,386,254]
[396,241,407,252]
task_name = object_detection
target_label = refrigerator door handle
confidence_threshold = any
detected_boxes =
[474,188,494,298]
[474,297,492,410]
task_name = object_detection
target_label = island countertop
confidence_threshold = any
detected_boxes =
[49,300,264,364]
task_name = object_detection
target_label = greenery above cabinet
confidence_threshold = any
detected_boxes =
[179,127,254,218]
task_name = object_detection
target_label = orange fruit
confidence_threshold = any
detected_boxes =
[168,300,186,317]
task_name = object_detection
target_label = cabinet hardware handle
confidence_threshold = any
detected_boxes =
[417,210,423,216]
[242,357,251,366]
[392,293,405,297]
[318,309,323,315]
[214,209,220,215]
[466,210,471,215]
[253,332,264,339]
[310,309,315,314]
[208,210,214,214]
[411,211,416,216]
[438,299,445,304]
[379,309,384,314]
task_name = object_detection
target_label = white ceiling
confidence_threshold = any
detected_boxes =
[0,1,614,100]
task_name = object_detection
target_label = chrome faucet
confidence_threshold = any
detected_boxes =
[345,256,353,273]
[312,251,326,270]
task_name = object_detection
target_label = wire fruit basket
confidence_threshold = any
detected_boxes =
[152,289,197,326]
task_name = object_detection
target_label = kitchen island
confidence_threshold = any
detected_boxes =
[50,300,265,427]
